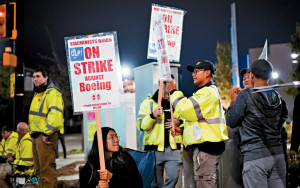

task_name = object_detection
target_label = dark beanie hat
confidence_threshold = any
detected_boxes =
[250,59,273,80]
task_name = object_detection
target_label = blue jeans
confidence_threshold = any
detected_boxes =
[242,154,286,188]
[154,146,182,188]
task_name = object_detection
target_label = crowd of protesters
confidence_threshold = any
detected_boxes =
[0,56,299,188]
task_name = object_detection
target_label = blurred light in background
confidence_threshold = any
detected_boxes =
[272,72,278,79]
[291,53,299,64]
[122,66,131,77]
[291,52,299,59]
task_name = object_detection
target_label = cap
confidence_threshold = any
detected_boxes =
[187,60,216,74]
[240,68,250,78]
[250,59,273,80]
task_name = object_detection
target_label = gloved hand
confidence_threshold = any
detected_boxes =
[0,155,7,163]
[16,165,26,171]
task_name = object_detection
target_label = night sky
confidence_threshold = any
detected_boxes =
[24,0,300,96]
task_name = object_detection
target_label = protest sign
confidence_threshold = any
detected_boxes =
[64,32,122,114]
[153,14,177,147]
[65,32,122,173]
[153,14,172,81]
[148,4,186,62]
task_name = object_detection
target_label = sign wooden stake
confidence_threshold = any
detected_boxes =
[157,80,164,108]
[170,102,177,149]
[95,110,106,170]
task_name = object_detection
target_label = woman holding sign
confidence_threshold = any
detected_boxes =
[80,127,143,188]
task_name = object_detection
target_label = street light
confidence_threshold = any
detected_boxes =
[291,52,299,59]
[291,52,299,64]
[272,72,278,79]
[121,66,131,78]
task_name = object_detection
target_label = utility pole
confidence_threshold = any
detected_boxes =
[14,0,24,130]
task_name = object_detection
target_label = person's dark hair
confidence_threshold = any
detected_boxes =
[250,59,273,80]
[34,66,49,81]
[87,127,128,184]
[1,126,12,132]
[159,74,175,85]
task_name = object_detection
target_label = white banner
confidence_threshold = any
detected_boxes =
[153,14,172,81]
[148,4,186,62]
[64,32,122,114]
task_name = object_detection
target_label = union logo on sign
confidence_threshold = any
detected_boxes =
[70,47,84,61]
[92,94,101,101]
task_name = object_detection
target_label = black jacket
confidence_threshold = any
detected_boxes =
[80,148,143,188]
[226,89,288,161]
[291,93,300,151]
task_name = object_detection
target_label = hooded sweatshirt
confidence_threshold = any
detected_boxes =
[226,88,288,161]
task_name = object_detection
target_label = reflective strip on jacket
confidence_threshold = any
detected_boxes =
[136,95,182,151]
[170,85,229,147]
[0,131,19,156]
[29,84,64,135]
[14,133,34,175]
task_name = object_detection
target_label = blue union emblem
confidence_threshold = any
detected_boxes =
[70,47,84,61]
[148,43,157,54]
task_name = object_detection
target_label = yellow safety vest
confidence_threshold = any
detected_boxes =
[14,133,34,175]
[170,85,228,147]
[29,83,64,135]
[0,131,18,156]
[136,95,182,151]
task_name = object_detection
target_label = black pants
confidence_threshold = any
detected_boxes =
[56,134,67,158]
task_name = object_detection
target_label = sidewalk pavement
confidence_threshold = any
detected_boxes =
[56,133,86,181]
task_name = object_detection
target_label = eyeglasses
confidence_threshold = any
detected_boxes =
[243,75,251,81]
[192,69,206,75]
[107,136,120,142]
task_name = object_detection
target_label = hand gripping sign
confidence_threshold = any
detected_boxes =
[65,31,122,175]
[153,14,177,148]
[148,4,186,62]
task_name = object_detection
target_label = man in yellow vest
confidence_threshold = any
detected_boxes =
[137,75,183,188]
[0,126,18,185]
[11,122,34,175]
[29,67,64,188]
[0,126,18,160]
[167,60,229,188]
[0,122,35,188]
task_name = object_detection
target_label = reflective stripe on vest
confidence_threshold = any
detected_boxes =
[150,102,153,113]
[29,89,53,117]
[137,114,146,130]
[49,106,63,114]
[16,158,34,165]
[189,97,204,120]
[191,86,226,125]
[173,96,184,109]
[198,117,226,124]
[22,138,31,143]
[156,119,162,124]
[29,89,63,118]
[46,124,58,131]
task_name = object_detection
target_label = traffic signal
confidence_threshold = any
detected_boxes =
[0,4,6,37]
[3,47,17,68]
[0,3,16,39]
